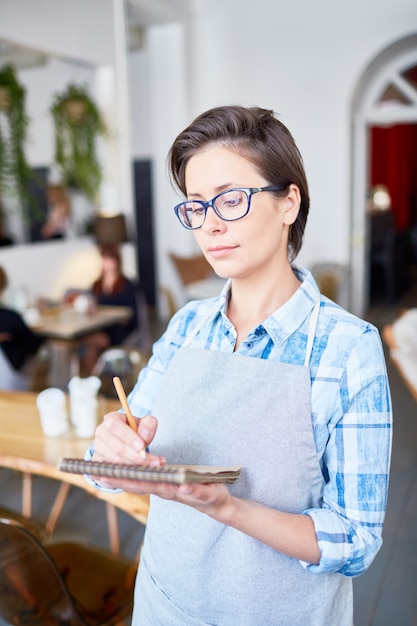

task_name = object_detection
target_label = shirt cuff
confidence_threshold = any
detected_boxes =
[300,509,357,576]
[83,442,123,494]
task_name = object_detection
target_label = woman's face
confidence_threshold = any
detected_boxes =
[101,253,119,273]
[184,145,300,282]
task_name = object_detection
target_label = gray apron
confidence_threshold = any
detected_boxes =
[133,302,352,625]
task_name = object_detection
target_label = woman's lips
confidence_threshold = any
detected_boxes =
[207,246,236,258]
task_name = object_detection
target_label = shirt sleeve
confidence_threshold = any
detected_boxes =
[302,326,392,576]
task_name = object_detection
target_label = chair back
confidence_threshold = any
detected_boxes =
[169,252,214,286]
[0,515,85,625]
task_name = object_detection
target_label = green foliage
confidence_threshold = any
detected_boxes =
[51,83,107,201]
[0,64,33,216]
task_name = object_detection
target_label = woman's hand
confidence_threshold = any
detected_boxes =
[91,411,165,490]
[91,410,233,511]
[100,468,233,517]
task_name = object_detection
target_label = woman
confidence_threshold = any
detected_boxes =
[89,106,392,625]
[79,245,138,376]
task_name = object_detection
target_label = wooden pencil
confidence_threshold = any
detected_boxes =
[113,376,147,459]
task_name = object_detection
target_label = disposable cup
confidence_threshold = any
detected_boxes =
[36,387,69,437]
[68,376,101,438]
[71,397,99,438]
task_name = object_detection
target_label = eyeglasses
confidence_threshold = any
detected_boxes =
[173,185,283,230]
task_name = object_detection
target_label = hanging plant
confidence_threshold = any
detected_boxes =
[0,64,33,215]
[51,83,107,201]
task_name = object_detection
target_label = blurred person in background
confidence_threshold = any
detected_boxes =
[79,245,138,376]
[0,266,45,385]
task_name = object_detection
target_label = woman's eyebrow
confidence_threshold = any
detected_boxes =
[187,183,241,199]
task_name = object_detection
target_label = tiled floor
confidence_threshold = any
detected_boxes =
[1,295,416,625]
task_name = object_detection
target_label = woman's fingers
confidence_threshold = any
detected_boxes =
[93,411,162,465]
[137,414,158,447]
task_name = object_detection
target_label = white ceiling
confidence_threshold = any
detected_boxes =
[0,40,48,69]
[0,0,189,68]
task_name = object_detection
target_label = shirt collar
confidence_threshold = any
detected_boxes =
[217,266,320,345]
[263,266,320,346]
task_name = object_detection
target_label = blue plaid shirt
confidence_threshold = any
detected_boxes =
[93,266,392,577]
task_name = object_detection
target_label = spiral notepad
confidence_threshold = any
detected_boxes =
[57,458,242,484]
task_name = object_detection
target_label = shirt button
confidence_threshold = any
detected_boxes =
[246,342,253,349]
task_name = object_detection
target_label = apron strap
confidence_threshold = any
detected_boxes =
[304,299,321,366]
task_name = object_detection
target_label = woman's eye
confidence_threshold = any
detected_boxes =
[224,198,240,207]
[218,191,244,210]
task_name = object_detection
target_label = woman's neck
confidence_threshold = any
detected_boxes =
[227,266,301,349]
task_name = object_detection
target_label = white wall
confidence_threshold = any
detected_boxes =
[20,60,95,168]
[129,49,152,159]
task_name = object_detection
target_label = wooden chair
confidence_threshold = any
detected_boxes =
[0,506,47,541]
[0,512,136,626]
[169,252,226,304]
[169,252,214,287]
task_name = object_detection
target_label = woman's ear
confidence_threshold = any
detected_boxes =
[282,184,301,225]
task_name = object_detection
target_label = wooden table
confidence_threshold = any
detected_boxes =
[29,304,132,378]
[0,390,149,554]
[31,304,132,341]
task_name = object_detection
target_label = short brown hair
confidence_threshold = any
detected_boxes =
[168,105,310,260]
[99,245,121,265]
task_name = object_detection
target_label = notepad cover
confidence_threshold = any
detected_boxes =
[57,458,242,484]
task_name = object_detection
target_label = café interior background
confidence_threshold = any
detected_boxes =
[0,0,416,319]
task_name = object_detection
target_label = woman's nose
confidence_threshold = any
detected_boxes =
[202,206,226,232]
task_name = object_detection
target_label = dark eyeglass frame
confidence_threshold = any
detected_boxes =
[173,184,284,230]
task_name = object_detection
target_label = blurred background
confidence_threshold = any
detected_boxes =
[0,3,416,624]
[0,0,416,319]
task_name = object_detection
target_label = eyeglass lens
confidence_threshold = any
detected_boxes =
[178,189,249,229]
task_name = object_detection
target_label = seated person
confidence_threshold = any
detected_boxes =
[0,266,45,380]
[79,245,138,377]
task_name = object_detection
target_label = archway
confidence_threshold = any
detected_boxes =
[350,33,417,317]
